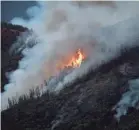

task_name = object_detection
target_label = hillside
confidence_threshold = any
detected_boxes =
[1,21,139,130]
[1,22,27,92]
[1,46,139,130]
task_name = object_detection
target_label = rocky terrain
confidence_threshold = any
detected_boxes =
[1,22,139,130]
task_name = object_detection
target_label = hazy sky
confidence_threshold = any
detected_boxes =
[1,1,37,22]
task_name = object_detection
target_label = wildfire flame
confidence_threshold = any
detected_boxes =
[66,49,85,68]
[56,49,85,71]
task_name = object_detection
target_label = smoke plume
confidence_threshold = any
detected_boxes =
[1,1,139,118]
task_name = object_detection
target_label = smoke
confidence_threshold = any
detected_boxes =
[1,1,139,111]
[113,78,139,121]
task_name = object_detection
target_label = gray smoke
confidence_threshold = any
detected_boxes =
[1,1,139,114]
[113,78,139,121]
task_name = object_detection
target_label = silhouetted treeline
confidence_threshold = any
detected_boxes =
[1,22,27,32]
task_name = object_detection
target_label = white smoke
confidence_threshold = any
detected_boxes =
[113,78,139,121]
[1,1,139,111]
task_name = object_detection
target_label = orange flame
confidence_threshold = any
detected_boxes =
[66,49,85,68]
[56,49,85,71]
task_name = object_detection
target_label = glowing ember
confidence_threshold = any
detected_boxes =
[56,49,85,71]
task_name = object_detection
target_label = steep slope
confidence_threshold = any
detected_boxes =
[1,22,27,92]
[1,17,139,130]
[1,46,139,130]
